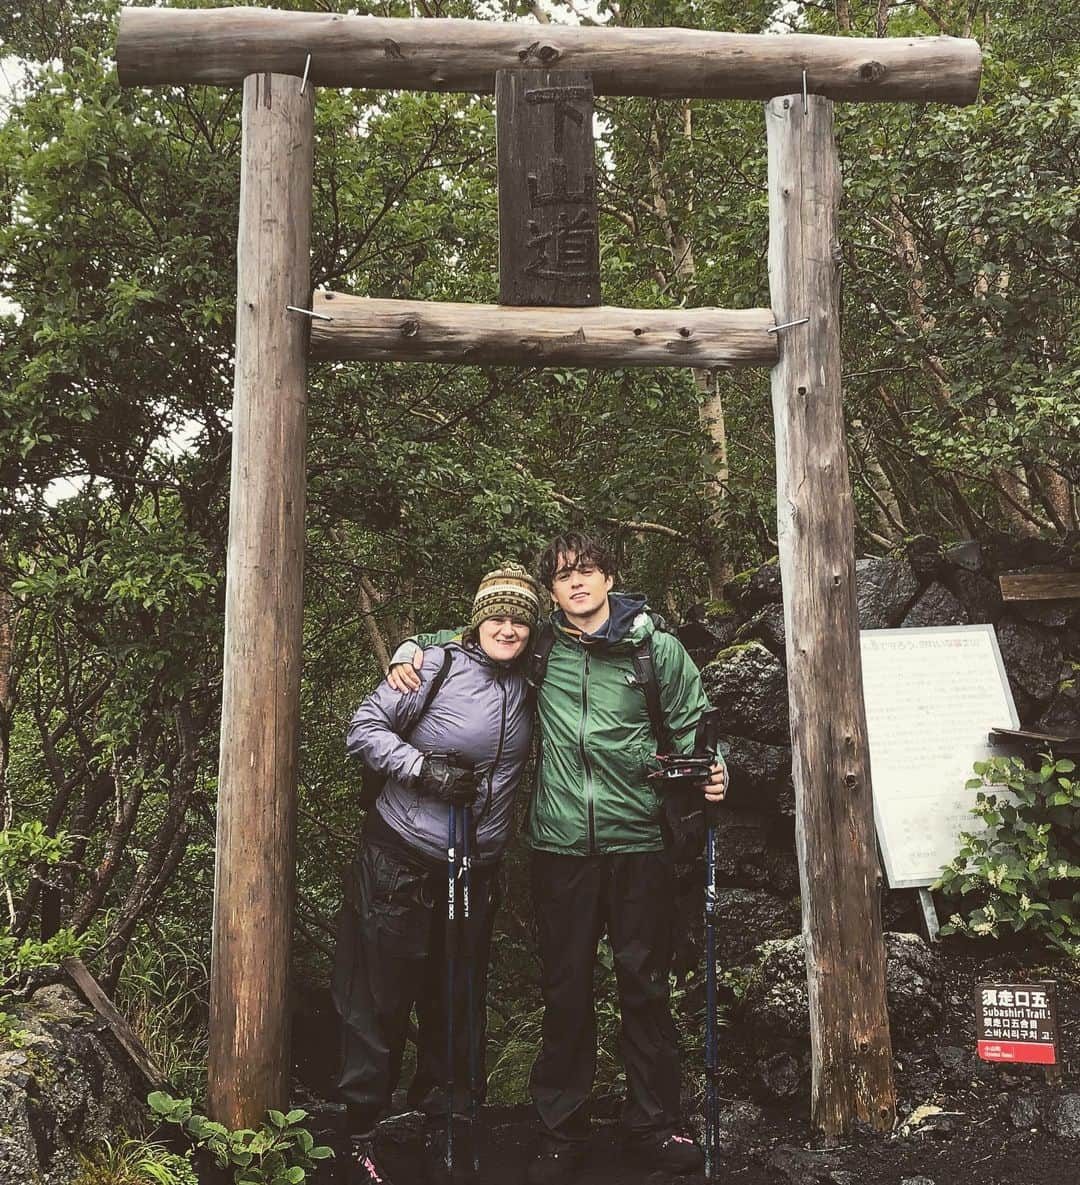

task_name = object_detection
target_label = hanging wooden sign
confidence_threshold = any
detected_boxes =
[495,69,600,307]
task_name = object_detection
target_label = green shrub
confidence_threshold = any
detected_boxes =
[935,753,1080,955]
[0,1008,30,1049]
[148,1092,333,1185]
[115,938,209,1101]
[0,822,86,1047]
[485,1002,543,1102]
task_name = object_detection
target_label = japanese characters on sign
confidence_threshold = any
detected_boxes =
[975,981,1059,1064]
[496,70,601,307]
[860,624,1020,889]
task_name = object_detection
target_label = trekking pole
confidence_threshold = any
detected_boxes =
[445,801,459,1176]
[689,709,725,1183]
[644,725,723,1179]
[704,798,719,1182]
[461,807,480,1174]
[646,729,724,1180]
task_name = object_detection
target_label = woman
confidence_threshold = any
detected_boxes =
[333,562,540,1185]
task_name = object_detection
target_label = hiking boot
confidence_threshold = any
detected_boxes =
[633,1130,704,1175]
[524,1142,586,1185]
[348,1137,394,1185]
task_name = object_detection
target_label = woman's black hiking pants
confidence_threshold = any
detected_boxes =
[332,835,499,1135]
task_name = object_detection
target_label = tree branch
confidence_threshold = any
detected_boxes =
[508,458,688,540]
[358,575,391,671]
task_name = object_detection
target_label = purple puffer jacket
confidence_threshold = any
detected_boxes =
[346,642,532,865]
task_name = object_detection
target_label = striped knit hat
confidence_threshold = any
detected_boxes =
[469,562,542,631]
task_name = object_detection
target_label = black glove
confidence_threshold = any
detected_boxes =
[417,756,480,806]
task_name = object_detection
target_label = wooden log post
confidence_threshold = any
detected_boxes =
[207,72,314,1130]
[766,93,896,1138]
[63,957,168,1088]
[999,572,1080,602]
[309,293,777,368]
[115,9,983,105]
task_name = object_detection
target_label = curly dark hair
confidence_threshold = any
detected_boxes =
[537,532,617,591]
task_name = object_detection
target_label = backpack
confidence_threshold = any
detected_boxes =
[358,647,455,811]
[527,617,705,862]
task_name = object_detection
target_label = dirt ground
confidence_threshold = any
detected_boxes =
[299,944,1080,1185]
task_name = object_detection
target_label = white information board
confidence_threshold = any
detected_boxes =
[860,625,1019,890]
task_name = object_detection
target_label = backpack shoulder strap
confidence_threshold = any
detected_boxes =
[528,623,557,694]
[631,634,673,755]
[400,646,454,741]
[646,609,671,635]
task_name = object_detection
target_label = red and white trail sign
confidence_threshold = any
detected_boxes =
[975,982,1059,1064]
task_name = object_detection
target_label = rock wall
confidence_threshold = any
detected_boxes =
[676,536,1080,965]
[0,985,149,1184]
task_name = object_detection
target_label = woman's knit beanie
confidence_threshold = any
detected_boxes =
[469,562,542,631]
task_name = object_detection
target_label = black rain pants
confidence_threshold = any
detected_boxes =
[332,834,499,1135]
[528,848,681,1146]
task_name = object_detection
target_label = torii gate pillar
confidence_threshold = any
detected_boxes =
[207,72,315,1129]
[767,92,895,1135]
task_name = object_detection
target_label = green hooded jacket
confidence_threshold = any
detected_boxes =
[406,593,710,855]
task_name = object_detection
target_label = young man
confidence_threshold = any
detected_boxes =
[387,534,727,1184]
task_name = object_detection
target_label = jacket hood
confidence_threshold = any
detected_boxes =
[553,592,652,649]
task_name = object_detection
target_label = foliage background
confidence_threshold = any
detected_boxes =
[1,0,1077,1103]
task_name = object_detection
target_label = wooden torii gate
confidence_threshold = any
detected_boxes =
[115,7,982,1139]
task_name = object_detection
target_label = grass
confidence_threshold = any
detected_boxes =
[72,1137,199,1185]
[114,936,210,1101]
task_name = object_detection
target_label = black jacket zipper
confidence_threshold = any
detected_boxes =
[579,651,595,854]
[478,668,508,824]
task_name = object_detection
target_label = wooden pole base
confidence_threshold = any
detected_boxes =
[207,71,314,1131]
[766,92,896,1138]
